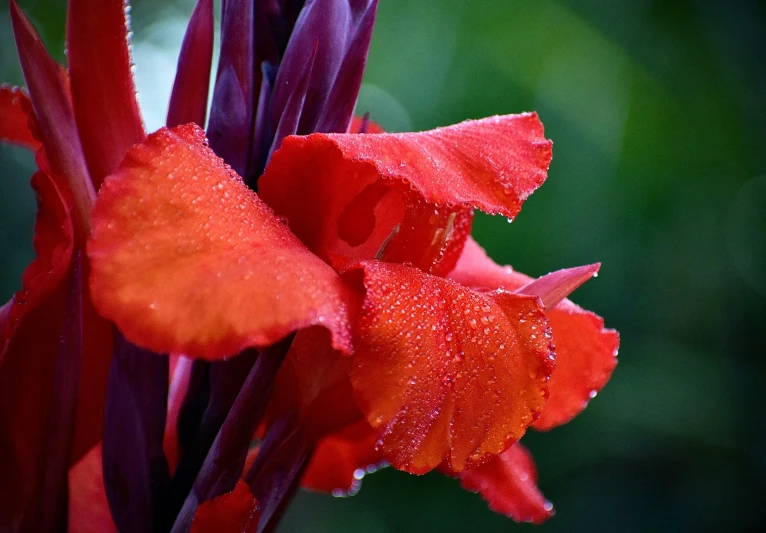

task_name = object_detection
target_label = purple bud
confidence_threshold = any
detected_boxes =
[266,0,378,161]
[207,0,254,177]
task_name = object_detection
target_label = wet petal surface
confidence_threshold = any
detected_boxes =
[349,261,554,473]
[450,238,619,430]
[88,124,354,360]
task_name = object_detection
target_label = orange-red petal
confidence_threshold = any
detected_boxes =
[88,124,354,360]
[68,444,118,533]
[449,238,619,430]
[259,113,550,274]
[0,85,40,150]
[268,327,360,440]
[67,0,146,186]
[456,443,554,524]
[190,480,260,533]
[349,261,553,474]
[301,418,384,495]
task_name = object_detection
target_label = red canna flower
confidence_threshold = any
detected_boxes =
[1,0,618,530]
[87,65,618,531]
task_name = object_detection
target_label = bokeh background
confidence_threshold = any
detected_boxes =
[1,0,764,531]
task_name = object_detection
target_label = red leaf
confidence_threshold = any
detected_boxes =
[10,0,95,236]
[456,443,554,524]
[259,113,550,275]
[190,480,260,533]
[67,0,146,187]
[167,0,214,128]
[449,238,619,430]
[0,170,74,522]
[0,85,40,150]
[348,261,554,473]
[301,418,384,495]
[88,124,354,360]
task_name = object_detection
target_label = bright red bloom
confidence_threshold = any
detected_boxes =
[87,105,618,521]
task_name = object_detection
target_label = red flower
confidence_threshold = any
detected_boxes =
[1,0,618,528]
[87,113,618,522]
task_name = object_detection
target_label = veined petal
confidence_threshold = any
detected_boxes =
[455,443,554,524]
[189,480,260,533]
[0,85,40,150]
[67,0,146,186]
[348,261,553,473]
[301,418,384,495]
[88,124,354,360]
[449,238,619,430]
[259,113,549,274]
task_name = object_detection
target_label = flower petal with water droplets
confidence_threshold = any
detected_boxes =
[348,261,553,473]
[88,124,354,360]
[449,238,619,430]
[259,113,550,275]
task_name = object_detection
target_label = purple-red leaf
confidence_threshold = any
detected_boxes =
[207,0,254,177]
[167,0,214,128]
[102,335,170,533]
[10,0,94,237]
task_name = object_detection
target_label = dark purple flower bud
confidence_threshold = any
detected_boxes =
[207,0,255,177]
[267,0,377,159]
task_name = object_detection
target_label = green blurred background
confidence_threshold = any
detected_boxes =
[1,0,764,531]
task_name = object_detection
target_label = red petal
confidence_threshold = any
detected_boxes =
[449,238,619,430]
[348,261,554,473]
[259,113,550,275]
[167,0,214,128]
[532,303,619,430]
[190,480,260,533]
[0,171,74,520]
[68,444,118,533]
[456,443,554,524]
[67,0,146,187]
[349,114,385,134]
[88,124,354,360]
[0,85,40,149]
[301,419,384,495]
[516,263,601,309]
[269,327,360,439]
